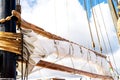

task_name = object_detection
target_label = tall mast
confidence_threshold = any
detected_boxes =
[0,0,17,79]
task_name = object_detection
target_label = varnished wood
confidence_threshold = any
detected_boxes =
[12,10,107,58]
[13,10,113,79]
[36,60,113,80]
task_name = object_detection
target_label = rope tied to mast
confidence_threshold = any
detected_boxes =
[0,15,13,24]
[16,0,21,13]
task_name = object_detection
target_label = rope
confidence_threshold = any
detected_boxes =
[93,2,108,53]
[16,1,28,79]
[98,0,119,75]
[108,0,120,43]
[0,15,13,24]
[38,53,71,71]
[84,0,95,49]
[16,0,20,4]
[90,0,103,52]
[97,0,112,53]
[0,15,21,31]
[16,0,21,13]
[87,50,92,75]
[30,52,70,74]
[69,44,75,73]
[54,40,59,58]
[94,5,108,53]
[0,6,24,80]
[12,10,107,59]
[70,54,75,74]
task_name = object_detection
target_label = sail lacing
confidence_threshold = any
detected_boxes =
[11,10,116,80]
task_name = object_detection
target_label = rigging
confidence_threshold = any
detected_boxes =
[90,0,103,53]
[84,0,95,50]
[98,0,120,75]
[93,3,108,54]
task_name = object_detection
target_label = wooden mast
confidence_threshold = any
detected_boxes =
[0,0,17,79]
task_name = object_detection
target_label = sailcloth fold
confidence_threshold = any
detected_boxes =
[12,10,115,79]
[20,28,112,76]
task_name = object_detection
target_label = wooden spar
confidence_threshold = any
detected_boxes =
[13,9,113,79]
[17,59,113,80]
[36,60,113,80]
[13,10,113,79]
[108,0,118,29]
[12,10,107,59]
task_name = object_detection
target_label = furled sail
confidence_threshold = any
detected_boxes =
[3,10,117,80]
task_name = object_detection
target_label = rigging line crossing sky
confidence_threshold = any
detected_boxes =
[79,0,119,52]
[83,0,95,50]
[82,0,120,75]
[79,0,107,18]
[21,0,119,63]
[20,0,120,79]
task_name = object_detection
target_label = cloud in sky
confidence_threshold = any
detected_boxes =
[90,2,119,52]
[21,0,120,78]
[108,48,120,74]
[21,0,92,46]
[24,0,37,7]
[21,0,119,52]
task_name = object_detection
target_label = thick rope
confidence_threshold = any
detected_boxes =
[0,15,13,24]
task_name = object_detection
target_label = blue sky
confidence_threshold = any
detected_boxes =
[79,0,107,18]
[26,0,117,19]
[79,0,107,8]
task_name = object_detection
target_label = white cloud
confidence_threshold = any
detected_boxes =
[21,0,120,79]
[109,48,120,74]
[91,2,119,52]
[21,0,119,52]
[90,2,120,73]
[21,0,92,47]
